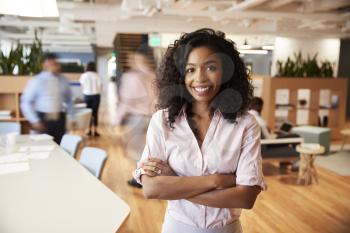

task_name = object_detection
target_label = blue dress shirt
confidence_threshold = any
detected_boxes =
[20,71,74,124]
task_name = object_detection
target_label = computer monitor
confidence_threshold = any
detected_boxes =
[279,122,293,133]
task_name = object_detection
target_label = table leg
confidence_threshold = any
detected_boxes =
[298,153,316,185]
[310,154,318,184]
[298,154,309,185]
[341,136,347,151]
[305,155,311,185]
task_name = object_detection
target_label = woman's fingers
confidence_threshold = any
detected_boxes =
[143,165,162,175]
[148,158,172,169]
[142,159,176,176]
[143,169,159,177]
[143,161,169,171]
[148,157,168,166]
[142,161,160,169]
[144,162,170,174]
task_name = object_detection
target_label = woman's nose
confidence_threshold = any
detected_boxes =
[194,67,207,82]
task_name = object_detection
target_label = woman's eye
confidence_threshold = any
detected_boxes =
[206,66,217,71]
[185,68,195,74]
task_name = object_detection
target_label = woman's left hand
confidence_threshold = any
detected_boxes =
[141,157,177,177]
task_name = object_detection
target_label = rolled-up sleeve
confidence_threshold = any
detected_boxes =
[61,77,75,118]
[236,118,266,190]
[20,79,40,124]
[133,110,167,184]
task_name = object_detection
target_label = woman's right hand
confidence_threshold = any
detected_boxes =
[212,174,236,189]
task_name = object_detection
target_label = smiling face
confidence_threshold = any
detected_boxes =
[184,46,223,104]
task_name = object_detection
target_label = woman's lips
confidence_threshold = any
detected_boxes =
[192,86,212,95]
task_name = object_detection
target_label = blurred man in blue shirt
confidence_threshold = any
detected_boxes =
[21,53,74,143]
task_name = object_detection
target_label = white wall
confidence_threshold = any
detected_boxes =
[272,37,340,76]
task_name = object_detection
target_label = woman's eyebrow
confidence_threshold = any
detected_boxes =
[203,60,218,65]
[186,60,218,66]
[185,63,196,66]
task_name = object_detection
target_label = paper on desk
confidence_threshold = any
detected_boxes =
[27,152,51,159]
[29,134,54,141]
[16,146,53,159]
[18,145,55,153]
[0,153,28,164]
[0,162,30,175]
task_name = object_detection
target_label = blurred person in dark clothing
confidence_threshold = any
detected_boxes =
[80,61,102,136]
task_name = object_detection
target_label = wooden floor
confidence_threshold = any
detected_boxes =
[77,127,350,233]
[78,83,350,233]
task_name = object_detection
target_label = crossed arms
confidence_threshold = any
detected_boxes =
[140,158,261,209]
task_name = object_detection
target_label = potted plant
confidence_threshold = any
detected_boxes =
[276,51,334,78]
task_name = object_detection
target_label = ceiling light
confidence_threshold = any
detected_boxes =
[0,0,59,17]
[262,45,274,50]
[238,49,268,55]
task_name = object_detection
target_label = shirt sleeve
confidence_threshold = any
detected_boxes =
[133,111,167,184]
[20,78,40,124]
[236,117,267,190]
[62,77,75,118]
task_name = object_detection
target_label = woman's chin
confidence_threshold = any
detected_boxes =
[192,95,214,103]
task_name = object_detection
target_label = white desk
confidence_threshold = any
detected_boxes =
[0,137,130,233]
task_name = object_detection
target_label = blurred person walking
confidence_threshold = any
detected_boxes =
[114,46,157,188]
[80,61,102,136]
[21,53,75,144]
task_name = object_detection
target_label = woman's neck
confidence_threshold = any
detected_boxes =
[192,101,212,118]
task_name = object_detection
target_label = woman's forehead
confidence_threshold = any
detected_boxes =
[186,47,222,64]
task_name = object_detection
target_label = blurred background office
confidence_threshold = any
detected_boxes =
[0,1,350,233]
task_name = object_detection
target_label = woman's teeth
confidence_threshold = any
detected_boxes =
[194,87,210,93]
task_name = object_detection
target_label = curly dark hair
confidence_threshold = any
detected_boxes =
[157,28,254,128]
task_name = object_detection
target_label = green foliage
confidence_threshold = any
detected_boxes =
[276,51,334,78]
[27,32,44,75]
[320,60,334,77]
[0,45,17,74]
[0,32,44,75]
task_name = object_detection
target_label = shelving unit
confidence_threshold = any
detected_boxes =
[260,77,348,139]
[0,73,82,133]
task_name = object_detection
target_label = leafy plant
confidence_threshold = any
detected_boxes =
[13,42,29,75]
[276,51,334,78]
[0,46,17,74]
[320,60,334,77]
[27,31,44,75]
[0,31,44,75]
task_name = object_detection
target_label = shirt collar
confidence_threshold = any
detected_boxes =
[248,109,259,117]
[178,104,222,118]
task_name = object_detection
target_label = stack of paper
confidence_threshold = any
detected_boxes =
[18,145,55,160]
[29,134,54,141]
[0,153,30,175]
[0,110,13,120]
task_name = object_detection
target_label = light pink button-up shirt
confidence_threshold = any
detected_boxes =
[134,106,266,229]
[114,69,156,125]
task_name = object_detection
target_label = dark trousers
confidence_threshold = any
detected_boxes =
[84,94,100,127]
[37,112,66,144]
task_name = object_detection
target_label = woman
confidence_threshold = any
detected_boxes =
[80,61,102,136]
[133,28,266,233]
